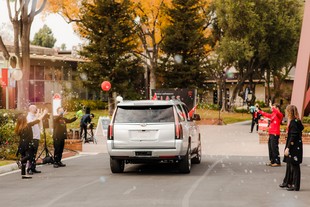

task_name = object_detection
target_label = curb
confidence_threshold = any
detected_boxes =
[0,150,79,175]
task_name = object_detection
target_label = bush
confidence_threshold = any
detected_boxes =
[198,103,219,110]
[234,108,248,114]
[255,100,266,108]
[0,110,22,160]
[302,116,310,124]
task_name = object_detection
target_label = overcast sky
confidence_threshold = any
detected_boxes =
[0,1,83,49]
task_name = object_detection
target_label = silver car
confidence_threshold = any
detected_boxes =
[107,100,201,173]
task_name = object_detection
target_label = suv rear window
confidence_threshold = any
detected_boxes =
[114,105,175,123]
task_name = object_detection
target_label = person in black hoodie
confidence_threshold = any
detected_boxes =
[279,105,304,191]
[80,113,95,143]
[53,107,77,168]
[15,110,47,179]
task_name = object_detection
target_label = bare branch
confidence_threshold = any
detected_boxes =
[34,0,47,16]
[0,36,10,60]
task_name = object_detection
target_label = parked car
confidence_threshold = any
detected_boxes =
[106,100,202,173]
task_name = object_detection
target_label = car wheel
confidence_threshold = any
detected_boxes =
[110,157,125,173]
[192,139,201,164]
[179,144,191,174]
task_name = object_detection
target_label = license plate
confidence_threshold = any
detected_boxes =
[135,151,152,156]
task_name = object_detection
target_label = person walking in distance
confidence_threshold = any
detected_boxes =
[15,110,47,179]
[26,105,42,174]
[280,105,304,191]
[250,104,262,133]
[258,102,283,167]
[53,107,77,168]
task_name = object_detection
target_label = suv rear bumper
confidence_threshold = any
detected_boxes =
[107,140,187,158]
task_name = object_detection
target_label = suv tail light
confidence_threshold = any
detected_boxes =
[175,123,183,139]
[107,124,114,140]
[175,114,183,139]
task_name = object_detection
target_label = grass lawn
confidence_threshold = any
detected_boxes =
[196,109,251,124]
[0,160,15,167]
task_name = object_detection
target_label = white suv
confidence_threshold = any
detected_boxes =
[107,100,201,173]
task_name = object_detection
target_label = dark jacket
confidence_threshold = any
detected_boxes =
[259,108,283,135]
[251,111,262,123]
[80,114,92,127]
[285,119,304,164]
[18,120,40,155]
[53,115,77,140]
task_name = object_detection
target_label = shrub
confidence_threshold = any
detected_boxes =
[198,103,219,110]
[302,116,310,124]
[255,100,266,108]
[0,110,22,160]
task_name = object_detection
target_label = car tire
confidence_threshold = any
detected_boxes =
[192,136,201,164]
[110,157,125,173]
[179,144,191,174]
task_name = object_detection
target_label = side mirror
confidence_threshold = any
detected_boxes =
[192,114,201,121]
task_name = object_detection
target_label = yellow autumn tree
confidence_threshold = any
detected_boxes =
[130,0,172,97]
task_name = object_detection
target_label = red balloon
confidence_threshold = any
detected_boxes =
[101,81,111,91]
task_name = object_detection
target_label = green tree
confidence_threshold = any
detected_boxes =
[213,0,303,105]
[77,0,144,113]
[159,0,208,88]
[31,24,57,48]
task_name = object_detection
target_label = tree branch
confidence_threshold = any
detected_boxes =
[0,36,10,60]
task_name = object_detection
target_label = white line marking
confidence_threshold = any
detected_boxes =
[123,186,137,195]
[182,159,222,207]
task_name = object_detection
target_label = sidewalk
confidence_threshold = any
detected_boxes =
[0,135,107,175]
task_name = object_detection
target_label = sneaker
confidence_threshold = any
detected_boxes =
[27,169,33,175]
[271,163,281,167]
[32,169,41,173]
[22,175,32,179]
[58,162,66,167]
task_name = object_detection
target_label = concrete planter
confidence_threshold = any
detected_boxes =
[258,131,310,145]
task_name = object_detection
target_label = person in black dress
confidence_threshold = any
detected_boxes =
[279,105,304,191]
[15,110,47,179]
[53,107,77,168]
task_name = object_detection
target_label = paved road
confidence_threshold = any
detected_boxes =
[0,122,310,207]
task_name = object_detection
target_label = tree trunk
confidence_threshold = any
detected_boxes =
[17,22,31,110]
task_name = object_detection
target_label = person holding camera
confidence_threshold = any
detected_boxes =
[15,109,48,179]
[80,113,95,143]
[26,105,42,174]
[53,107,77,168]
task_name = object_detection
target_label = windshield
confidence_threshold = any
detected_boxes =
[114,105,175,123]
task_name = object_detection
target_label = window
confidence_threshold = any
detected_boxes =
[114,106,175,123]
[29,81,44,102]
[29,66,45,103]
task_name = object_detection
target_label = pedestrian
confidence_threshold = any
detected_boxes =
[53,107,77,168]
[279,105,303,191]
[80,113,95,143]
[250,104,262,133]
[15,110,47,179]
[258,102,283,167]
[26,105,42,174]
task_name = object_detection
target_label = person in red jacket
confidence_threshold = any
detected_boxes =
[258,102,283,167]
